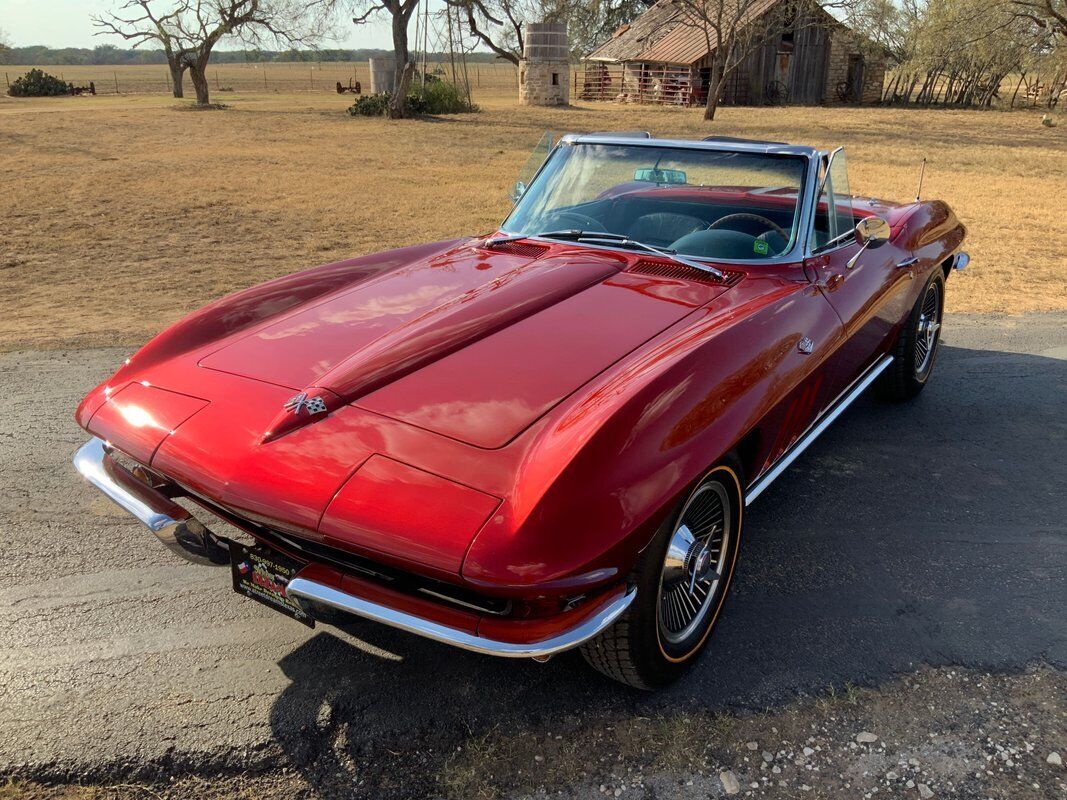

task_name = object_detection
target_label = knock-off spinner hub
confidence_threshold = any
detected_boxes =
[689,545,713,581]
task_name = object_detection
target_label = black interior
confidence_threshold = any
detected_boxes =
[537,194,798,259]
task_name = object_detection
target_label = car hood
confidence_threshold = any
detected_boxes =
[194,239,728,448]
[79,238,739,577]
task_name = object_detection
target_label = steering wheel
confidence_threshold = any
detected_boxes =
[541,211,606,232]
[709,213,789,242]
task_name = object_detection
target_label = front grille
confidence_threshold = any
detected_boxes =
[629,259,745,286]
[188,494,511,617]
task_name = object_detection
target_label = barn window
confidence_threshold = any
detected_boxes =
[520,70,526,85]
[552,73,559,85]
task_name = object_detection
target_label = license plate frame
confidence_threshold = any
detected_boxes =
[230,540,315,628]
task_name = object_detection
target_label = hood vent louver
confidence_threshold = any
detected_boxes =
[479,241,550,259]
[628,259,745,286]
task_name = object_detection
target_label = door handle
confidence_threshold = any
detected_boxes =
[896,257,919,268]
[818,273,844,291]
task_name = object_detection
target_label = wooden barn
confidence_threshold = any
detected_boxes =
[582,0,887,106]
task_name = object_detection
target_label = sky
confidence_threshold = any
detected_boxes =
[0,0,407,50]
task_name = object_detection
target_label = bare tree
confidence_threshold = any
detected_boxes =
[444,0,528,65]
[670,0,851,120]
[443,0,651,65]
[549,0,656,59]
[350,0,420,117]
[93,1,336,104]
[93,3,189,97]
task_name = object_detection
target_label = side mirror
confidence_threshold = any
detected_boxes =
[846,216,891,269]
[509,180,527,204]
[855,216,890,248]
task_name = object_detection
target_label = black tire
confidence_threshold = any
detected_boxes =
[581,462,744,689]
[879,271,945,402]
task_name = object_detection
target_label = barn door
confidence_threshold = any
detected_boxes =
[847,55,865,103]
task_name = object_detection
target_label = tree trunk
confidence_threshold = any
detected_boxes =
[1010,72,1025,109]
[189,61,210,105]
[168,59,186,99]
[703,54,726,122]
[388,9,413,119]
[905,75,920,104]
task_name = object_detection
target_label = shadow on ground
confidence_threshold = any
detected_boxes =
[265,340,1065,796]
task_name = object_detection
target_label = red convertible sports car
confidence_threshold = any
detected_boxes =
[74,133,967,688]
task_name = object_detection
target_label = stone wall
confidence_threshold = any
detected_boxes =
[519,60,571,105]
[824,29,886,105]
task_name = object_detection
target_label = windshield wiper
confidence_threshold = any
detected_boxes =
[486,230,725,280]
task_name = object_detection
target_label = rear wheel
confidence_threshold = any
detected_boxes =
[879,271,945,402]
[581,463,743,689]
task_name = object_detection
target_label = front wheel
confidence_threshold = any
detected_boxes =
[581,463,744,689]
[879,271,945,402]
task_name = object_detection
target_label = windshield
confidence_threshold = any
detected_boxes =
[503,143,808,261]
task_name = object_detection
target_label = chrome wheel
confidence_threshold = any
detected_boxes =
[914,281,941,377]
[657,482,731,645]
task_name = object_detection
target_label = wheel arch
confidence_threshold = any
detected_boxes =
[463,278,819,593]
[940,254,954,281]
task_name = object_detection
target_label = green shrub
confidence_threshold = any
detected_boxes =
[347,82,478,118]
[8,68,70,97]
[419,80,478,114]
[347,92,391,116]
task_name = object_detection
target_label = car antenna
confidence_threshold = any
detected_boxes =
[914,157,927,202]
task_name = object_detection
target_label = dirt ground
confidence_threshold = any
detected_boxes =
[1,89,1065,352]
[4,666,1064,799]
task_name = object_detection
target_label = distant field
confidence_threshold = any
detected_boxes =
[5,61,523,94]
[0,87,1064,351]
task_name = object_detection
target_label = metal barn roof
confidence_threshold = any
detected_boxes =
[586,0,684,62]
[633,0,779,65]
[587,0,844,67]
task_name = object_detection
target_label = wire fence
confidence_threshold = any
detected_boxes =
[3,61,526,96]
[6,61,1059,110]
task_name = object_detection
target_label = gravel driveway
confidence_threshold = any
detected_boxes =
[1,312,1064,795]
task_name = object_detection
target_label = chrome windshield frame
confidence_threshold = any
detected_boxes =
[499,135,824,269]
[804,146,859,257]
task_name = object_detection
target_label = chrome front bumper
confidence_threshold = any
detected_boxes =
[73,438,229,566]
[73,436,635,659]
[286,578,636,659]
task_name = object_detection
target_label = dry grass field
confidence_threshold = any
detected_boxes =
[1,84,1064,351]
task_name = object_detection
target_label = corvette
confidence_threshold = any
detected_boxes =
[74,133,967,688]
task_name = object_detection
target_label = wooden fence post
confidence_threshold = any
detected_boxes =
[263,67,268,89]
[114,72,119,94]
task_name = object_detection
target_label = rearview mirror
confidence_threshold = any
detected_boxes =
[634,168,686,185]
[855,216,890,248]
